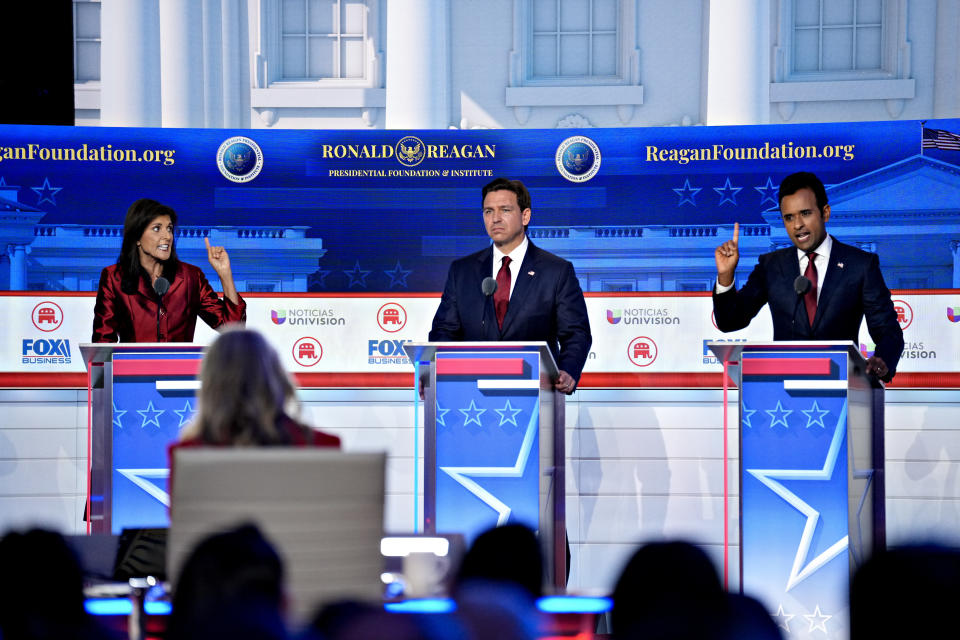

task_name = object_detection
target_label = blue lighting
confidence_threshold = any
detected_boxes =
[385,598,457,614]
[536,596,613,614]
[85,599,171,616]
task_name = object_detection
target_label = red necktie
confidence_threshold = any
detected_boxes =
[804,252,818,325]
[494,256,511,329]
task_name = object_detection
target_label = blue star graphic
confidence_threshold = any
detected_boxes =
[436,405,451,427]
[672,179,702,206]
[309,268,332,289]
[766,401,792,428]
[173,401,197,428]
[801,401,830,429]
[112,402,127,429]
[31,177,62,206]
[713,178,742,206]
[746,403,850,591]
[741,406,757,428]
[754,176,778,207]
[440,408,538,525]
[494,400,523,427]
[136,401,165,429]
[384,260,412,288]
[459,400,486,427]
[344,260,371,288]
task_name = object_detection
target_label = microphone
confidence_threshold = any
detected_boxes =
[792,275,811,339]
[481,277,497,333]
[481,277,497,297]
[154,277,170,341]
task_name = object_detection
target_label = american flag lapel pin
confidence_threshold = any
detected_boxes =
[528,271,535,276]
[837,262,844,269]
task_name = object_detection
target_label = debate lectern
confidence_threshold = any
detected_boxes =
[709,341,885,637]
[81,343,204,534]
[404,342,567,589]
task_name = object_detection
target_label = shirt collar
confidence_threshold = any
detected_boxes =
[796,233,832,262]
[493,235,529,267]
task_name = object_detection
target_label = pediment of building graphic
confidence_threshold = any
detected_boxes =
[762,155,960,227]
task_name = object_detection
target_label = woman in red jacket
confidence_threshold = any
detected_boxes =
[92,198,245,343]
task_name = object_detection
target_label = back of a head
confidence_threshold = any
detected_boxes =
[851,544,960,639]
[454,523,543,600]
[195,327,298,445]
[611,541,724,639]
[0,528,102,639]
[168,523,286,640]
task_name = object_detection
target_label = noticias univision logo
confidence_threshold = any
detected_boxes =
[271,310,287,325]
[606,309,622,325]
[948,306,960,323]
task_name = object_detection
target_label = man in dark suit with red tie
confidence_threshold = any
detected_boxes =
[429,178,592,393]
[712,171,904,381]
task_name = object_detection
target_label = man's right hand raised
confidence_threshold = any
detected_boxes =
[715,222,739,287]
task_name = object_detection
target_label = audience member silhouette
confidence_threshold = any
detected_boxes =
[453,523,544,601]
[850,543,960,640]
[611,540,779,640]
[0,528,114,640]
[167,328,340,489]
[167,523,288,640]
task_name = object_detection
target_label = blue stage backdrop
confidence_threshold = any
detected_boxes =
[1,119,958,294]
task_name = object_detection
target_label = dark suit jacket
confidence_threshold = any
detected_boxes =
[429,242,592,382]
[713,238,904,379]
[92,262,246,343]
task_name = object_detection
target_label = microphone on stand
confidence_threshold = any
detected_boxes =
[792,275,811,339]
[481,277,497,334]
[154,276,170,342]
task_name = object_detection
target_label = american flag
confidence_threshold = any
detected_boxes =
[922,127,960,150]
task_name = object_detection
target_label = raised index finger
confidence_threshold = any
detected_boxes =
[732,222,739,245]
[204,236,212,252]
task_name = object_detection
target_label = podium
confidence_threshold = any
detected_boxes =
[81,343,204,534]
[405,342,567,589]
[709,341,884,636]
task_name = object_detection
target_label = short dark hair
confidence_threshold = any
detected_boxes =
[778,171,828,211]
[482,178,531,213]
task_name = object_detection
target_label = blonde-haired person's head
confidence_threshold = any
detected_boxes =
[185,326,300,445]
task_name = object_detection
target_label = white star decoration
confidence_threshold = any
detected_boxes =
[766,400,793,428]
[746,402,850,591]
[439,409,538,526]
[112,402,127,429]
[173,401,196,428]
[459,400,486,427]
[803,605,832,633]
[771,604,795,632]
[801,400,830,429]
[494,399,523,427]
[436,405,450,427]
[741,406,757,428]
[136,401,164,429]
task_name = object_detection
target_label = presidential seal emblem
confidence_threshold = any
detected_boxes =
[217,136,264,183]
[555,135,601,183]
[395,135,426,167]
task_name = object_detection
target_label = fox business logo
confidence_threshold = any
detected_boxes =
[22,338,71,364]
[368,339,412,365]
[320,137,496,166]
[702,338,747,365]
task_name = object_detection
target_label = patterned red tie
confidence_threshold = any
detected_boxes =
[494,256,511,329]
[804,252,818,325]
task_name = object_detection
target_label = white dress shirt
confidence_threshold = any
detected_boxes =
[492,236,529,300]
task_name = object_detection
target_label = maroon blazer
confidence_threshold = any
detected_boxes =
[166,418,341,496]
[92,262,246,342]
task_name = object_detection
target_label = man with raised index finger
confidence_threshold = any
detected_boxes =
[429,177,592,393]
[712,171,903,381]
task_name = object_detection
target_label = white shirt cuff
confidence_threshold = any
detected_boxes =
[714,280,734,294]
